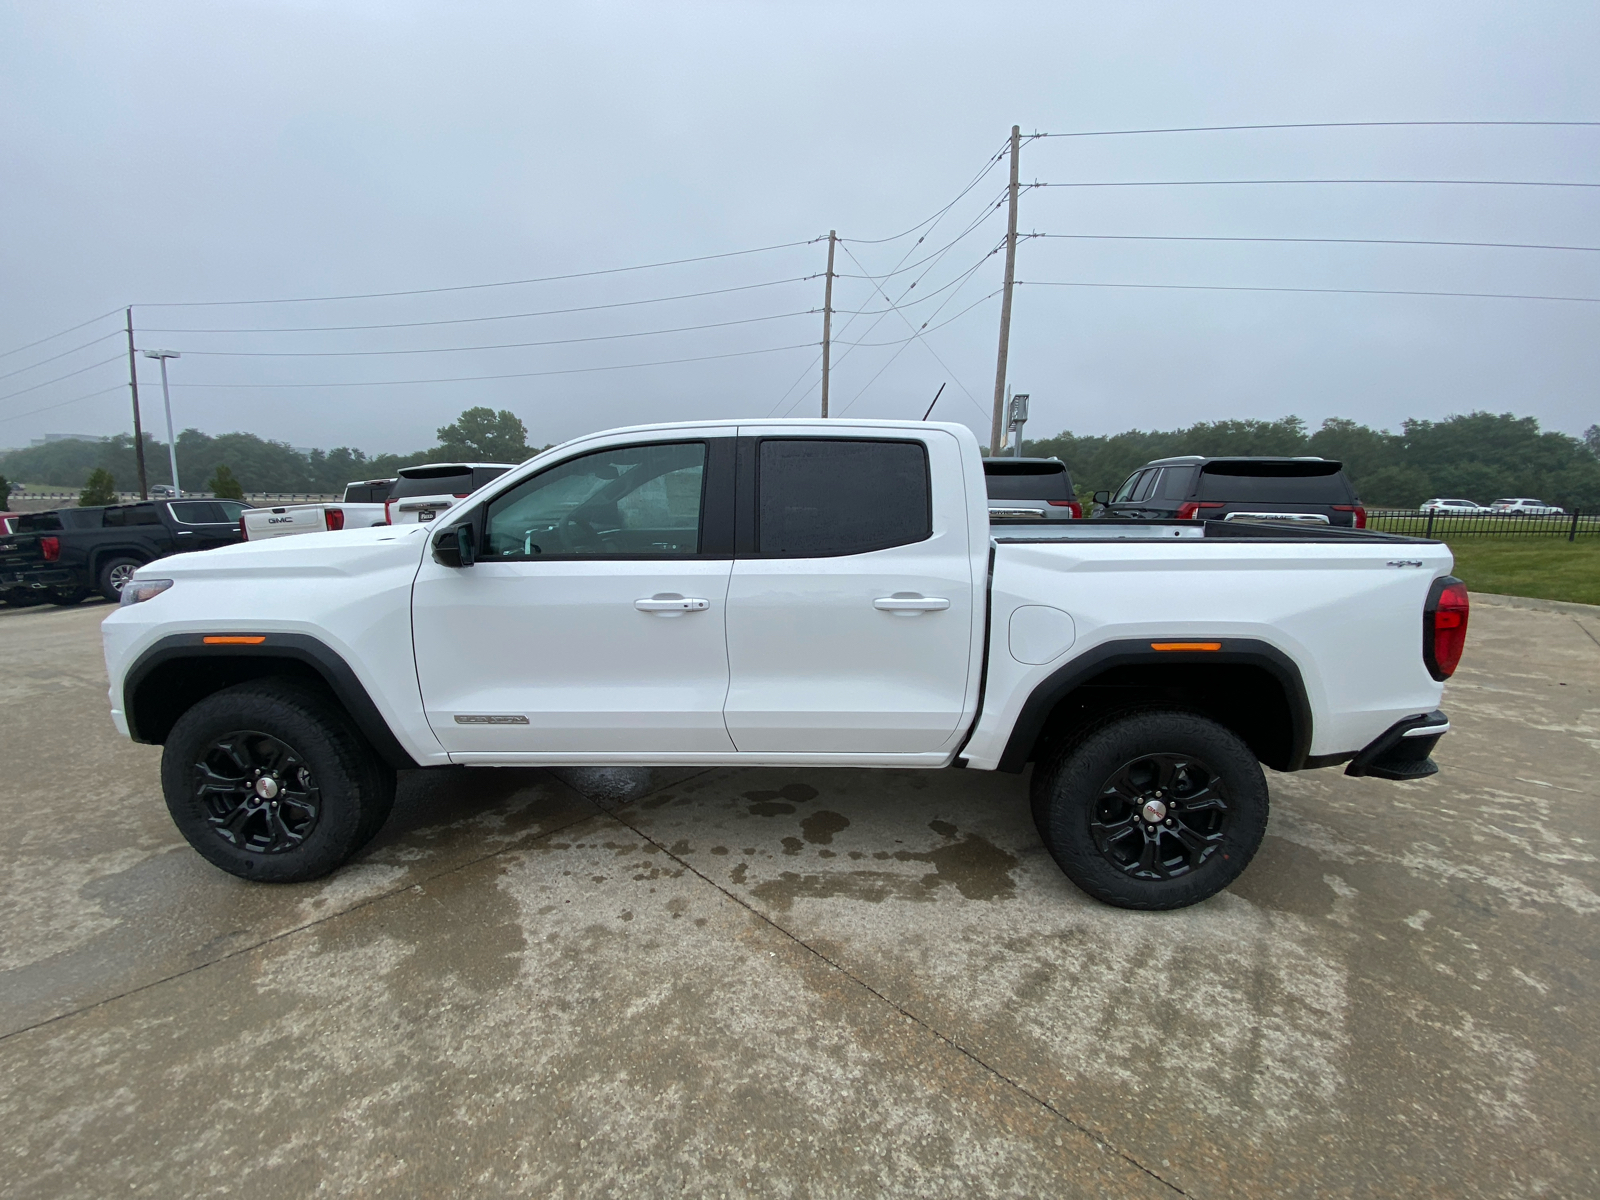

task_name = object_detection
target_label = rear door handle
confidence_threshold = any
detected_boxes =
[635,596,710,613]
[874,595,950,614]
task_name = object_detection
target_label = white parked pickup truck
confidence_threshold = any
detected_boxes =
[103,419,1468,909]
[240,479,395,542]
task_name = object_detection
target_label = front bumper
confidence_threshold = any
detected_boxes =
[1345,709,1449,781]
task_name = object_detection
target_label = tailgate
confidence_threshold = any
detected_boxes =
[242,506,331,540]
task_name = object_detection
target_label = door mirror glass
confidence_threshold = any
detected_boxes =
[1092,490,1111,506]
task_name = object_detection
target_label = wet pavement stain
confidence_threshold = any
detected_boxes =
[745,782,819,817]
[800,811,850,845]
[749,832,1020,911]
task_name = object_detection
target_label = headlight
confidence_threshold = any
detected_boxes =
[120,578,174,606]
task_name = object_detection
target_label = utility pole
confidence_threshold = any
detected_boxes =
[124,308,149,499]
[143,350,182,497]
[989,125,1021,455]
[820,230,836,417]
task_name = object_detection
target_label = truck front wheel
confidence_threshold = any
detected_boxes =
[161,679,396,883]
[1030,711,1268,910]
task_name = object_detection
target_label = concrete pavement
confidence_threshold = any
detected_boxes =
[0,597,1596,1197]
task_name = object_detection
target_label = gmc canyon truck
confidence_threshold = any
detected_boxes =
[102,419,1468,910]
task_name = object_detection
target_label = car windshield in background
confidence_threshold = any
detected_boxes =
[985,463,1072,500]
[1197,461,1349,503]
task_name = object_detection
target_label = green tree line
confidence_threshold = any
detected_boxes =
[0,407,538,496]
[6,406,1597,509]
[1024,413,1600,509]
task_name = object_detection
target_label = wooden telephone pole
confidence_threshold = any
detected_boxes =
[820,230,836,417]
[989,125,1021,455]
[124,307,149,499]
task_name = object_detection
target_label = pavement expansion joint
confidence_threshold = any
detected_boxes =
[593,796,1193,1198]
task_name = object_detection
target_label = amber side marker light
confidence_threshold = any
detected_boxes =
[202,636,266,645]
[1150,641,1222,652]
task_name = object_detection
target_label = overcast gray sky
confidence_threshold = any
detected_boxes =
[2,1,1596,455]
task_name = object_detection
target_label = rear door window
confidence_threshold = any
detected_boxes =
[757,439,930,557]
[1131,469,1161,502]
[102,504,163,526]
[168,501,231,524]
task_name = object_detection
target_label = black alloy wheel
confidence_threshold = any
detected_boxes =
[1088,753,1229,880]
[162,678,395,882]
[193,731,321,855]
[1031,710,1269,910]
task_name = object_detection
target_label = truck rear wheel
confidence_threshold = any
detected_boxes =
[161,679,396,883]
[97,556,144,602]
[1030,711,1268,910]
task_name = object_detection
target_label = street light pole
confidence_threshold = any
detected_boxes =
[142,350,182,498]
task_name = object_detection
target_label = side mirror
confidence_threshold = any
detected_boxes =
[1093,490,1111,506]
[432,519,477,567]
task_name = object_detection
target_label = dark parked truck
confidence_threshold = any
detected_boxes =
[1096,456,1367,527]
[0,498,251,604]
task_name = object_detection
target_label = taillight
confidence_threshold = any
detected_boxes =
[385,499,395,524]
[1176,502,1224,520]
[1046,499,1083,519]
[1333,504,1367,529]
[324,508,345,531]
[41,535,60,562]
[239,516,248,541]
[1424,576,1470,680]
[452,493,470,499]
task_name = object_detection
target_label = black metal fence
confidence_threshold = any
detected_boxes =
[1369,509,1597,540]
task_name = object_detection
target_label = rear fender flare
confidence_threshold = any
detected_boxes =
[995,637,1313,773]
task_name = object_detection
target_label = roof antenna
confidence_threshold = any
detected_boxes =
[921,382,947,421]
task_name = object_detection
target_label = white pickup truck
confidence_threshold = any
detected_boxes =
[240,479,395,542]
[103,419,1468,909]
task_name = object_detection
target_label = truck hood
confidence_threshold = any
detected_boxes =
[140,523,432,581]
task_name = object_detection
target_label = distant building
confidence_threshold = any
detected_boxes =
[30,434,108,446]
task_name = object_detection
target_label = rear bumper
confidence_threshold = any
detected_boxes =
[1345,709,1449,781]
[1,567,77,592]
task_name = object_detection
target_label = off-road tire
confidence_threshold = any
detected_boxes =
[162,678,395,883]
[1030,710,1269,910]
[97,555,144,602]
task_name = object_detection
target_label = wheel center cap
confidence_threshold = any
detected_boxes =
[254,776,280,800]
[1141,798,1168,823]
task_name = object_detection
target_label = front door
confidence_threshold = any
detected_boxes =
[412,437,736,758]
[722,432,978,754]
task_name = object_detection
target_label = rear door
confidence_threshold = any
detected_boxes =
[722,429,978,754]
[167,500,248,550]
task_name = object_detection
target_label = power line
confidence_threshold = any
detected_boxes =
[0,331,124,383]
[837,143,1010,245]
[833,288,1001,347]
[0,355,123,405]
[1018,280,1600,303]
[1027,233,1600,252]
[1028,120,1600,139]
[137,276,819,335]
[158,341,818,389]
[1032,178,1600,189]
[0,308,123,361]
[132,239,825,308]
[176,310,817,358]
[0,384,128,425]
[830,192,1007,282]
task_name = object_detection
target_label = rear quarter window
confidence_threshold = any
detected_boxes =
[1197,461,1352,503]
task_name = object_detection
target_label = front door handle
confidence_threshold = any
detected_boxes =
[635,595,710,614]
[873,595,950,615]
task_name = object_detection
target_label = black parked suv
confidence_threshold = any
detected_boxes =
[984,457,1081,520]
[1095,457,1366,527]
[0,498,251,605]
